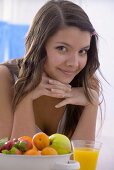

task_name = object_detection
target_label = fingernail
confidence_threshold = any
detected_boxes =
[68,85,71,91]
[49,79,53,83]
[55,105,59,108]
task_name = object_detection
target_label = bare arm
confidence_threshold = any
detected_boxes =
[10,72,71,139]
[56,88,99,140]
[48,79,99,140]
[0,65,36,139]
[10,95,36,139]
[71,103,98,140]
[0,65,14,139]
[71,77,99,140]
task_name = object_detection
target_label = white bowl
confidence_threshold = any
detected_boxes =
[0,153,80,170]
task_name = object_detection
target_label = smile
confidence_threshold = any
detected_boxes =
[58,68,75,75]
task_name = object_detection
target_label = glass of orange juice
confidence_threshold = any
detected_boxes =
[71,140,102,170]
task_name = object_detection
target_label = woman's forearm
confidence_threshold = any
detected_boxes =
[71,103,98,140]
[10,95,36,139]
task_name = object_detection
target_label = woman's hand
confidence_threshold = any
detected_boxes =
[47,78,99,108]
[29,72,99,107]
[54,87,99,108]
[29,72,71,100]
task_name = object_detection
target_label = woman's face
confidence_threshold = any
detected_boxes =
[44,26,91,84]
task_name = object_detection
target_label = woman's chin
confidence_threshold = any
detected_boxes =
[56,77,73,84]
[45,72,74,84]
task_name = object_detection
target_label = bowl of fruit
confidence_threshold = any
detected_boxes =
[0,133,80,170]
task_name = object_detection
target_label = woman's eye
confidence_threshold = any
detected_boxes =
[79,49,88,55]
[56,46,67,52]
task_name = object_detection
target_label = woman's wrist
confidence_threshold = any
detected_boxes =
[27,89,42,101]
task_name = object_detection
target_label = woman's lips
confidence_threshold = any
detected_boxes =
[58,68,75,75]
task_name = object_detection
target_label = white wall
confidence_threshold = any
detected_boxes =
[81,0,114,138]
[0,0,45,24]
[0,0,82,24]
[0,0,114,138]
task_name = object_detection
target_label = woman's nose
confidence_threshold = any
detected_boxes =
[66,52,79,67]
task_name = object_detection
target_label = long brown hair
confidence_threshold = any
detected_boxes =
[4,0,102,138]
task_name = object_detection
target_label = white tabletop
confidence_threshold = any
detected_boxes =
[97,136,114,170]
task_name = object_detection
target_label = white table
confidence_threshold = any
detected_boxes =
[97,136,114,170]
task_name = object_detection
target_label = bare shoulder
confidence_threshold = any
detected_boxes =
[0,64,14,100]
[0,64,13,81]
[0,65,14,138]
[0,64,14,101]
[88,74,100,94]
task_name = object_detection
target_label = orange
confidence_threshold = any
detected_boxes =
[24,148,40,155]
[41,146,58,155]
[32,132,50,150]
[32,144,38,151]
[18,136,33,143]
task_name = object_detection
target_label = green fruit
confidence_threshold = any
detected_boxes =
[18,141,27,152]
[2,149,9,154]
[10,147,22,155]
[17,140,32,152]
[49,134,71,155]
[14,141,20,148]
[0,137,8,147]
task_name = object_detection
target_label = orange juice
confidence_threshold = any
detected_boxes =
[73,147,99,170]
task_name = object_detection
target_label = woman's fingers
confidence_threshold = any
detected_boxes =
[48,79,71,92]
[32,72,72,99]
[42,73,71,91]
[54,88,99,108]
[49,79,71,88]
[55,98,72,108]
[47,93,65,98]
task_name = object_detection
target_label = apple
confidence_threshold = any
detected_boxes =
[17,140,33,152]
[49,133,71,155]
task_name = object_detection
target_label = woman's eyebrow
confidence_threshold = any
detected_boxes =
[56,42,70,47]
[81,45,90,49]
[56,42,90,49]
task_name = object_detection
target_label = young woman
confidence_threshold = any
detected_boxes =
[0,0,102,140]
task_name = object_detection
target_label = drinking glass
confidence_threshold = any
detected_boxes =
[71,140,102,170]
